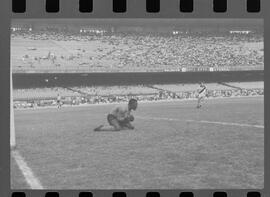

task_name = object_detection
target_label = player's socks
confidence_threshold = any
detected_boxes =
[94,125,104,131]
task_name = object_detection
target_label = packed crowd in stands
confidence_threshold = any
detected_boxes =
[13,84,264,109]
[11,29,263,72]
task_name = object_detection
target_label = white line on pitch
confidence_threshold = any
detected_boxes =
[12,150,44,189]
[136,116,264,129]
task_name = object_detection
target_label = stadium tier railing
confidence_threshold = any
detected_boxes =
[12,65,263,73]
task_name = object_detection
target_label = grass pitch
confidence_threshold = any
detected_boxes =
[11,97,264,189]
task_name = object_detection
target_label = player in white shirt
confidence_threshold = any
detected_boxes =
[197,82,207,108]
[57,93,62,109]
[94,98,138,131]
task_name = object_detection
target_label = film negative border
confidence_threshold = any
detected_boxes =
[10,0,263,17]
[12,0,262,14]
[8,190,265,197]
[0,0,269,197]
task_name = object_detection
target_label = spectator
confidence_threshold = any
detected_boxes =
[12,30,263,72]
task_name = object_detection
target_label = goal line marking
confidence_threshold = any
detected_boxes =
[12,150,44,189]
[136,116,264,129]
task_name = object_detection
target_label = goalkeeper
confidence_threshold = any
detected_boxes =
[94,98,138,131]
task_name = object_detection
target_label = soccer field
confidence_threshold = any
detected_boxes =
[11,97,264,189]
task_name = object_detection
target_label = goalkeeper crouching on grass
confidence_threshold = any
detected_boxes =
[94,98,138,131]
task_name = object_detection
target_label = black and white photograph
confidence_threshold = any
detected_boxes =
[10,18,264,189]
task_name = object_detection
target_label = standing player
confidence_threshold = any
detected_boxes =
[57,93,62,109]
[196,82,207,108]
[94,98,138,131]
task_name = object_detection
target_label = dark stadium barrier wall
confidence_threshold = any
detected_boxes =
[12,70,264,89]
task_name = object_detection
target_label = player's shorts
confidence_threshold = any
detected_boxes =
[198,91,206,98]
[107,114,128,127]
[57,100,61,104]
[107,114,117,126]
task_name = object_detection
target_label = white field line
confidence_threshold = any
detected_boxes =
[136,116,264,129]
[12,150,44,189]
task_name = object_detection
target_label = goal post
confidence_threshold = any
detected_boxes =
[10,65,16,149]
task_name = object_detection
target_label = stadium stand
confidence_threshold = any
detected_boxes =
[13,87,81,100]
[13,82,264,109]
[11,30,263,73]
[72,85,158,96]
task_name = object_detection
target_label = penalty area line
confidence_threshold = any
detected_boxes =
[136,116,264,129]
[12,150,44,189]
